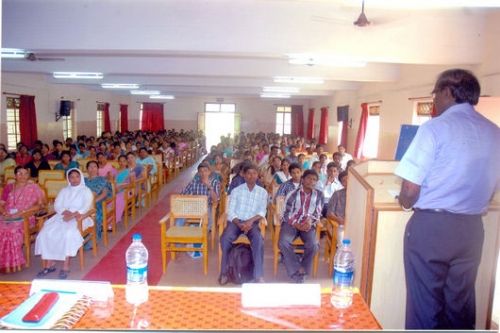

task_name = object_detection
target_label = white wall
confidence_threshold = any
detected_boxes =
[0,72,312,144]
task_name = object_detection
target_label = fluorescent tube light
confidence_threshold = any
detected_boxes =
[263,86,300,93]
[53,72,103,79]
[150,95,175,100]
[130,90,160,95]
[274,76,324,84]
[260,93,291,99]
[287,54,366,67]
[1,48,26,59]
[101,83,140,89]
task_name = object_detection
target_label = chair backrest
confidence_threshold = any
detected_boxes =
[170,194,208,219]
[274,196,286,226]
[38,170,65,186]
[44,179,68,203]
[78,158,91,172]
[109,161,119,170]
[4,167,15,182]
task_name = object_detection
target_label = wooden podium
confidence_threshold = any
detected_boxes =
[345,160,500,329]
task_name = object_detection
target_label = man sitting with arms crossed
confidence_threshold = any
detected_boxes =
[219,164,268,285]
[278,170,324,283]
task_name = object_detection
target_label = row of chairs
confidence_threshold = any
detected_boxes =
[159,193,339,278]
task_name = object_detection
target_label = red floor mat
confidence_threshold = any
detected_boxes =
[82,166,197,285]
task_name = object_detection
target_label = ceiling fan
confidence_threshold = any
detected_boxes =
[353,0,370,27]
[25,52,65,62]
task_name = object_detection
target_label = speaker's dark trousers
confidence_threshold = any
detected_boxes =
[220,221,264,279]
[404,209,484,329]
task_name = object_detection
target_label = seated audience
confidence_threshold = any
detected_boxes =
[115,155,131,225]
[219,164,268,285]
[275,163,302,200]
[35,168,94,279]
[322,162,343,215]
[278,170,323,283]
[0,148,16,181]
[178,162,220,231]
[54,150,79,173]
[0,166,45,272]
[85,160,112,237]
[338,145,353,171]
[326,171,348,245]
[97,152,118,180]
[273,158,291,185]
[25,149,51,178]
[15,144,32,166]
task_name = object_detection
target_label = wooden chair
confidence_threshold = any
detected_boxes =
[77,205,98,270]
[322,217,340,276]
[4,167,15,183]
[101,182,116,246]
[38,170,65,187]
[123,182,136,229]
[136,176,150,209]
[21,205,47,268]
[272,196,321,277]
[78,158,91,172]
[159,195,209,275]
[149,162,162,202]
[217,195,267,272]
[43,179,68,204]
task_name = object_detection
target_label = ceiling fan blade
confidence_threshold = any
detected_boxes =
[36,57,65,61]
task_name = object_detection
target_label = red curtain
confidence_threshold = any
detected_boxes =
[120,104,128,133]
[318,107,328,145]
[142,103,165,132]
[291,105,304,137]
[307,108,315,140]
[19,95,38,148]
[103,102,111,132]
[354,103,369,159]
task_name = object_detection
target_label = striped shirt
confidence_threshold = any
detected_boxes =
[282,186,324,226]
[275,179,300,198]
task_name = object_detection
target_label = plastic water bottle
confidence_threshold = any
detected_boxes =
[331,238,354,309]
[126,233,149,305]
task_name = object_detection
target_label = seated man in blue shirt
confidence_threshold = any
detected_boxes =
[177,162,220,231]
[219,164,268,285]
[278,170,324,283]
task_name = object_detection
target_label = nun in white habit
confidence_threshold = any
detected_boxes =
[35,168,94,279]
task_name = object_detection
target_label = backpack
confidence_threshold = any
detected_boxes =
[227,243,254,284]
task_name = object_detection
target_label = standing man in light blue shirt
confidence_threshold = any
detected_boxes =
[395,69,500,329]
[219,164,268,285]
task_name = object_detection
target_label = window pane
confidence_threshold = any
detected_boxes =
[276,106,284,112]
[283,123,291,135]
[363,115,380,158]
[284,113,291,125]
[220,104,235,112]
[284,106,292,113]
[205,103,220,112]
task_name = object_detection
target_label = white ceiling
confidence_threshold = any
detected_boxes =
[2,0,498,99]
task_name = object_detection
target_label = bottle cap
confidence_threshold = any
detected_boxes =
[342,239,351,245]
[132,233,142,241]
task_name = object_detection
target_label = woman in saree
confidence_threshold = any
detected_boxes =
[0,166,45,272]
[85,161,112,237]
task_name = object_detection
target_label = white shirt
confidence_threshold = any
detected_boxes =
[323,178,344,201]
[340,153,353,170]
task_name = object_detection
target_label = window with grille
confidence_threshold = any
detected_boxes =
[62,102,75,140]
[97,103,105,136]
[363,103,381,158]
[204,103,236,113]
[276,105,291,135]
[413,101,433,125]
[5,97,20,151]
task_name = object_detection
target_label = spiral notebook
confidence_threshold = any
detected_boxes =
[0,290,90,329]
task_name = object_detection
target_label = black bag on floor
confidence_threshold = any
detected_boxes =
[227,243,254,284]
